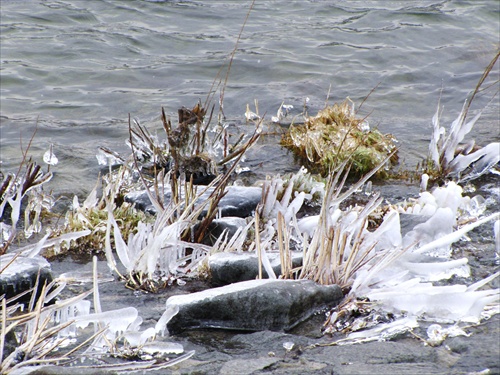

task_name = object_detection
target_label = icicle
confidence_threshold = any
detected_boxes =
[43,144,58,166]
[495,220,500,254]
[156,304,180,336]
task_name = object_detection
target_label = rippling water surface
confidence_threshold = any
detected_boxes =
[1,0,499,196]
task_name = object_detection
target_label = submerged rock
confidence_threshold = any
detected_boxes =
[198,217,248,246]
[166,279,343,334]
[0,254,53,303]
[209,251,303,286]
[125,185,262,218]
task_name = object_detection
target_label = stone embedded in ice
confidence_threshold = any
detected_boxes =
[165,279,343,334]
[125,185,262,218]
[399,213,431,239]
[208,251,303,286]
[0,254,53,302]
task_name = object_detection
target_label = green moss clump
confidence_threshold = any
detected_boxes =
[281,99,398,178]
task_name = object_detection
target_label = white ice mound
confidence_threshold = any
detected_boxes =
[366,279,499,323]
[346,179,500,330]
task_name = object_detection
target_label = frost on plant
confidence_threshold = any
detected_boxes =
[0,257,191,374]
[0,158,53,254]
[104,184,212,291]
[319,180,499,344]
[425,51,499,183]
[0,259,194,374]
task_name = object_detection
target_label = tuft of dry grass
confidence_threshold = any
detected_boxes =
[0,257,193,374]
[295,156,391,289]
[281,99,398,178]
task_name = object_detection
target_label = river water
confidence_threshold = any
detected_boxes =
[1,2,499,372]
[1,0,499,198]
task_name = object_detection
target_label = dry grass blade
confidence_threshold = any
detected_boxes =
[0,297,6,365]
[128,114,164,213]
[277,211,293,279]
[255,204,263,280]
[297,155,390,289]
[0,252,21,274]
[209,0,256,117]
[463,50,499,121]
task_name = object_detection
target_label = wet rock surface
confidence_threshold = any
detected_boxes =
[27,314,500,375]
[169,315,500,375]
[125,185,262,218]
[199,217,248,246]
[208,251,303,286]
[166,279,343,334]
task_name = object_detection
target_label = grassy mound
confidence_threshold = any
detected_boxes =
[281,99,398,177]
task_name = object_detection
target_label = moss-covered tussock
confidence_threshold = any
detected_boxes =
[281,99,398,177]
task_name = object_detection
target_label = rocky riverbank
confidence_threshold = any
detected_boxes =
[23,185,499,375]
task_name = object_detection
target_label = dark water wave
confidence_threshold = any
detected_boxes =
[1,0,498,195]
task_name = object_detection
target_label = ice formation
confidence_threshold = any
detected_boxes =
[104,193,210,281]
[429,95,499,182]
[42,144,58,166]
[337,181,499,342]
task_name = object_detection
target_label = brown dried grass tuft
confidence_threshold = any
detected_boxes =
[281,99,398,178]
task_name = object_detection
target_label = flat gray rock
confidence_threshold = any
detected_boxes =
[125,185,262,218]
[219,356,280,375]
[209,251,303,286]
[166,279,343,334]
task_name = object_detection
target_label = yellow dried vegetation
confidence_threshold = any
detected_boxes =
[281,99,398,178]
